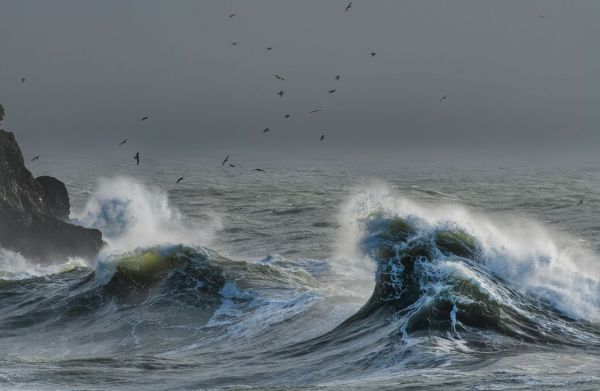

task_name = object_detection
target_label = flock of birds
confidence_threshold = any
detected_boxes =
[97,3,376,183]
[13,3,574,208]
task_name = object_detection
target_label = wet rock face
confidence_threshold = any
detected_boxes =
[0,129,104,263]
[36,176,70,221]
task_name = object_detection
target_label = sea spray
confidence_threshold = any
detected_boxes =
[72,176,221,253]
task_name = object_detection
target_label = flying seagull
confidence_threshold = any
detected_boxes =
[320,134,325,141]
[230,41,241,46]
[267,47,273,51]
[21,77,26,83]
[284,114,291,119]
[140,116,148,121]
[222,155,230,166]
[328,89,336,94]
[134,152,140,165]
[370,52,377,57]
[309,109,323,114]
[345,2,352,12]
[228,13,236,18]
[273,74,285,81]
[176,176,184,184]
[538,15,548,18]
[253,168,265,172]
[263,128,271,133]
[577,200,584,206]
[438,95,447,103]
[334,75,341,81]
[118,138,128,146]
[277,90,285,97]
[229,164,236,168]
[30,155,39,161]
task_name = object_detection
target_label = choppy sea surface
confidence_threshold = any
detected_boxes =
[1,155,600,390]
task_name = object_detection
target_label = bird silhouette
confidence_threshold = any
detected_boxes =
[30,155,39,161]
[228,13,236,18]
[118,138,128,146]
[320,134,325,141]
[334,75,341,81]
[577,200,584,206]
[140,116,148,121]
[538,15,548,18]
[273,74,285,81]
[277,90,285,97]
[230,41,241,46]
[345,2,352,12]
[309,109,323,114]
[438,95,447,103]
[253,168,265,172]
[370,52,377,57]
[263,128,271,133]
[222,155,230,166]
[176,176,184,184]
[267,47,273,51]
[21,77,26,83]
[328,89,336,94]
[284,114,291,119]
[229,164,236,168]
[134,152,140,165]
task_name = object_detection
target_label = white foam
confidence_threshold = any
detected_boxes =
[72,176,221,253]
[0,248,87,280]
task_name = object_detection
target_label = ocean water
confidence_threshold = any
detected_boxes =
[1,156,600,390]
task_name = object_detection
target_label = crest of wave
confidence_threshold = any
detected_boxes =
[72,176,220,253]
[0,248,87,280]
[337,182,600,322]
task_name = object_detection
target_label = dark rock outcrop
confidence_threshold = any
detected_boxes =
[0,104,5,121]
[36,176,70,221]
[0,129,103,262]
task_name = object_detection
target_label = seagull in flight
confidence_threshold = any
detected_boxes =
[284,114,291,119]
[577,200,584,206]
[334,75,341,81]
[134,152,140,165]
[273,74,285,81]
[309,109,323,114]
[176,176,184,184]
[538,15,548,18]
[267,47,273,51]
[30,155,39,161]
[21,77,26,83]
[140,116,149,121]
[118,138,128,146]
[277,90,285,97]
[230,41,241,46]
[229,164,236,168]
[438,95,447,103]
[228,13,236,18]
[263,128,271,133]
[345,2,352,12]
[222,155,230,166]
[370,52,377,57]
[328,89,336,94]
[320,134,325,141]
[253,168,265,172]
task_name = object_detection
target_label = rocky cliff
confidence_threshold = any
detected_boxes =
[0,129,103,262]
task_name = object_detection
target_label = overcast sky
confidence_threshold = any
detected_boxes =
[0,0,598,159]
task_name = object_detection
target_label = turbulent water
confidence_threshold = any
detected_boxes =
[2,157,600,390]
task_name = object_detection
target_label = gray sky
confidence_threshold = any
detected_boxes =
[0,0,599,159]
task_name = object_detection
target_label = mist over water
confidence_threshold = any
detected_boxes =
[2,0,600,388]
